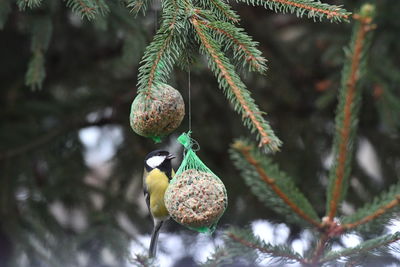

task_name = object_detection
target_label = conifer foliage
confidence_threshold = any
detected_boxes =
[133,0,349,152]
[213,3,400,266]
[2,0,399,266]
[4,0,349,152]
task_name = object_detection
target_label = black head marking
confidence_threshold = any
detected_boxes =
[144,150,175,179]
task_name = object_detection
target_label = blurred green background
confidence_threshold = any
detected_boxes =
[1,0,399,266]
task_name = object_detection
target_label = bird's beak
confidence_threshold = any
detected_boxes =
[167,153,175,160]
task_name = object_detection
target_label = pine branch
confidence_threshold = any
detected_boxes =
[0,0,11,29]
[319,232,400,264]
[235,0,350,22]
[126,0,153,15]
[202,247,234,267]
[326,4,376,221]
[310,233,330,265]
[230,139,320,227]
[25,16,52,90]
[26,50,46,90]
[94,0,110,16]
[174,36,197,72]
[17,0,43,10]
[199,20,267,74]
[137,0,186,96]
[65,0,99,20]
[198,0,240,23]
[342,183,400,234]
[191,15,281,152]
[224,227,306,264]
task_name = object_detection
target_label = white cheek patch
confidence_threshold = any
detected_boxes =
[146,156,166,168]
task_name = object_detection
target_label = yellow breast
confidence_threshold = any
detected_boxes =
[146,169,170,219]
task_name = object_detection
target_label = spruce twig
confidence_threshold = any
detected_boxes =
[17,0,42,10]
[225,227,306,264]
[94,0,110,16]
[199,20,267,74]
[310,233,329,265]
[65,0,98,20]
[25,16,52,90]
[140,30,174,96]
[319,232,400,264]
[231,140,321,227]
[137,0,184,97]
[235,0,350,22]
[126,0,152,15]
[26,51,46,90]
[326,4,376,221]
[344,196,400,231]
[227,233,305,262]
[198,0,240,23]
[202,247,235,267]
[192,15,281,152]
[342,183,400,233]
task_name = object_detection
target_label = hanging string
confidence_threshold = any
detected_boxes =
[180,68,200,154]
[188,68,192,133]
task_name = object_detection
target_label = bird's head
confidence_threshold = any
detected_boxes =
[144,150,175,172]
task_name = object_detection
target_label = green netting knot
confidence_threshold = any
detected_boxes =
[165,132,228,234]
[177,131,192,149]
[151,136,162,143]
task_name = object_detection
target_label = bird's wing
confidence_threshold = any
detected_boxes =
[143,168,151,213]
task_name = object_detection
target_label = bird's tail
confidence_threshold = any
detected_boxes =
[149,220,164,258]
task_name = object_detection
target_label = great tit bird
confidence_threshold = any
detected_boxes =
[143,150,175,257]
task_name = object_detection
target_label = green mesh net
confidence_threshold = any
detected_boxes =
[164,132,228,233]
[129,83,185,143]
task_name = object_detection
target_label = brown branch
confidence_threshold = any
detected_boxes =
[328,15,372,221]
[265,0,348,19]
[191,17,272,146]
[144,0,179,97]
[310,233,330,266]
[145,35,173,98]
[168,0,179,29]
[343,195,400,231]
[198,20,265,72]
[232,141,322,228]
[227,232,307,264]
